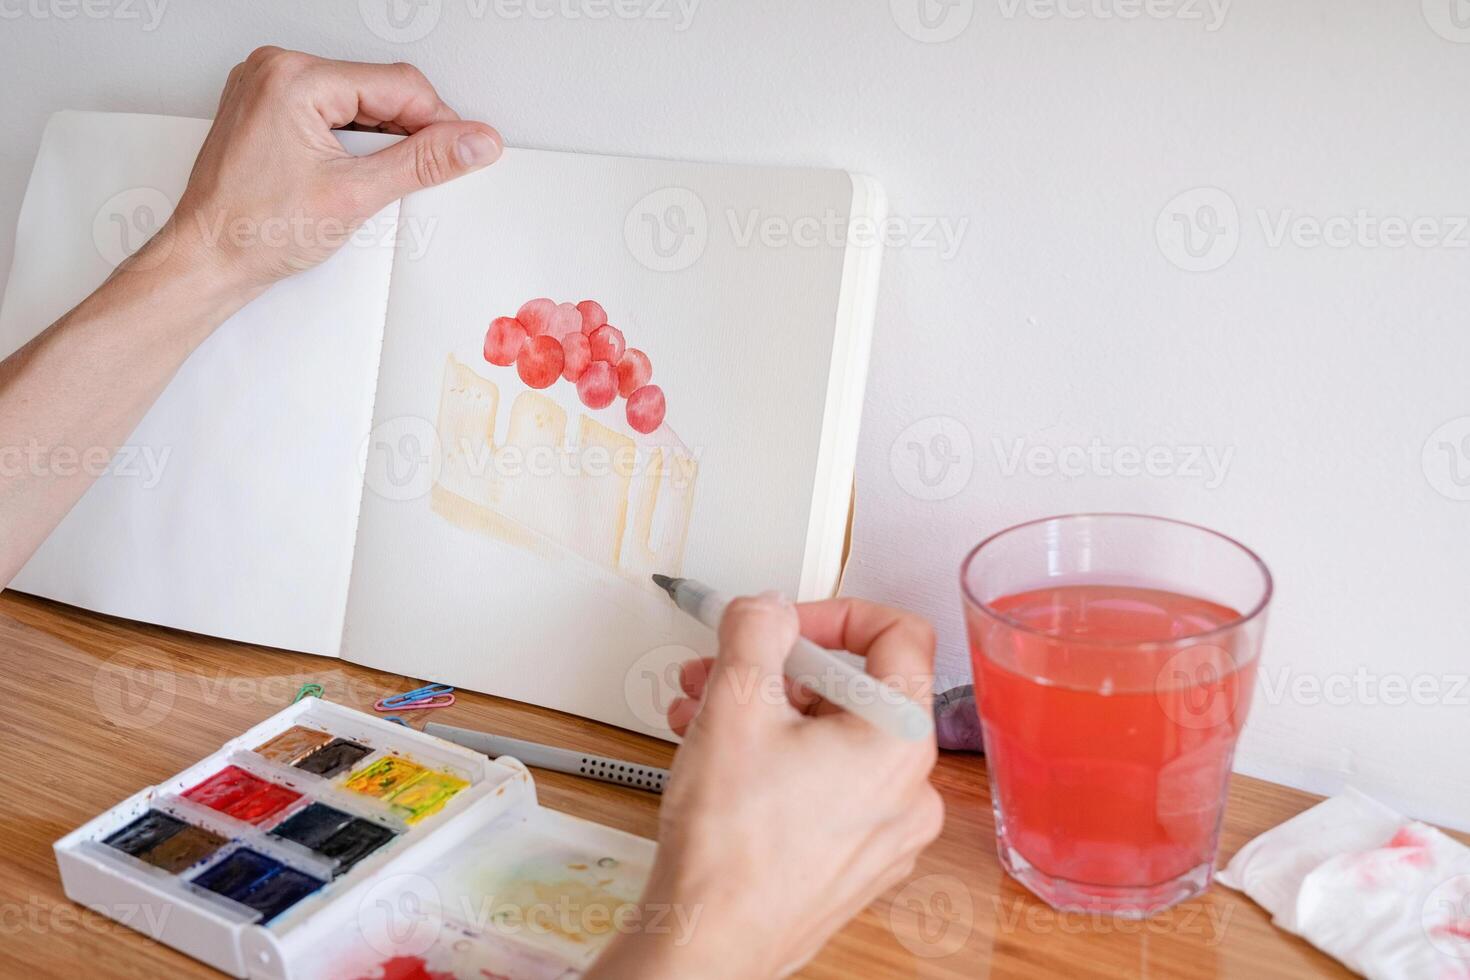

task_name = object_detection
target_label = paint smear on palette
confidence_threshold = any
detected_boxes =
[183,766,271,812]
[235,866,325,922]
[225,783,302,824]
[345,757,426,799]
[288,860,582,979]
[191,848,283,901]
[423,822,648,966]
[388,770,469,824]
[190,848,324,922]
[356,956,453,980]
[141,825,228,874]
[270,802,356,850]
[104,810,186,857]
[485,876,634,947]
[333,927,574,980]
[182,766,301,824]
[317,818,397,874]
[255,726,335,765]
[296,738,373,778]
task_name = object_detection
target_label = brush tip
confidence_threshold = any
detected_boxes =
[651,573,678,595]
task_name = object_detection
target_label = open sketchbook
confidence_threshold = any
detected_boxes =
[0,111,884,739]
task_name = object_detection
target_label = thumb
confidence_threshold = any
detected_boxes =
[700,592,800,731]
[354,121,502,209]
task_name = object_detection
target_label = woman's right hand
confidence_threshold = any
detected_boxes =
[591,593,944,979]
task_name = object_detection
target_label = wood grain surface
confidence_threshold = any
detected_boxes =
[0,590,1444,978]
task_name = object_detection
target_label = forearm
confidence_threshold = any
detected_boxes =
[0,47,501,590]
[0,228,253,585]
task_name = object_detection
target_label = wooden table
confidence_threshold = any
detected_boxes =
[0,591,1411,979]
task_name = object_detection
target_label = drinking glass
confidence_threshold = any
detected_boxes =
[961,513,1271,916]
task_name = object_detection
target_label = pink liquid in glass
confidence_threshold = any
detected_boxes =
[971,584,1256,889]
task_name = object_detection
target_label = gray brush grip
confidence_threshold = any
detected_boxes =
[570,754,668,793]
[425,722,669,794]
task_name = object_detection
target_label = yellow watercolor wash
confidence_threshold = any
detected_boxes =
[344,756,425,799]
[490,879,635,945]
[386,770,469,824]
[430,355,698,584]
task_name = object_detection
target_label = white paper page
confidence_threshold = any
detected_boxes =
[342,148,857,736]
[0,112,398,655]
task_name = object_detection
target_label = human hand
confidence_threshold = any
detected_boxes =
[591,595,943,979]
[147,46,502,302]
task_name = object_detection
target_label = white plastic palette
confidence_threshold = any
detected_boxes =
[53,699,656,979]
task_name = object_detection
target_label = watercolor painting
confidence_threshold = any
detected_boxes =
[431,298,698,594]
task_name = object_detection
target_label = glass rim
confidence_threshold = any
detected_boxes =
[959,512,1274,651]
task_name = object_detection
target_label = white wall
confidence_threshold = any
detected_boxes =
[2,0,1466,829]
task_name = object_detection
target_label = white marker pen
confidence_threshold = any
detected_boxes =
[651,575,934,742]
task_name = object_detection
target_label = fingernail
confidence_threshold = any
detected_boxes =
[756,589,791,607]
[456,132,501,167]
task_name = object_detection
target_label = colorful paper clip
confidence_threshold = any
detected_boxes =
[374,695,454,711]
[374,683,455,713]
[293,683,324,703]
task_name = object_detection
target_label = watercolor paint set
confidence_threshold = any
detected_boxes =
[54,699,655,979]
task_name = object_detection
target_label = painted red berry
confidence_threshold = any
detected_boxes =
[547,302,582,339]
[577,360,617,409]
[516,298,556,336]
[626,384,666,433]
[589,324,626,363]
[484,316,528,366]
[576,299,608,334]
[517,334,565,388]
[616,349,652,397]
[561,332,592,381]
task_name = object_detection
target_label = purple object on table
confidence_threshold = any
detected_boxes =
[933,684,983,752]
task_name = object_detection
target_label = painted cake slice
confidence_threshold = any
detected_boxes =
[432,299,698,587]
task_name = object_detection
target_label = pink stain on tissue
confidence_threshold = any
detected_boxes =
[1385,826,1433,867]
[1353,824,1437,888]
